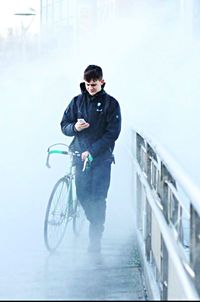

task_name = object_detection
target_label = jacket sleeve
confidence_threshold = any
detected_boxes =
[60,98,77,137]
[88,99,121,157]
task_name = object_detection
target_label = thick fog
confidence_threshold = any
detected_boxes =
[0,0,200,299]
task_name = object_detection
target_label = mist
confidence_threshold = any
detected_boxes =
[0,0,200,299]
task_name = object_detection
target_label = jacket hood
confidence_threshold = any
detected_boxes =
[80,81,106,93]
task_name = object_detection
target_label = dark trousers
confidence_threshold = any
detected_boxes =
[75,158,112,240]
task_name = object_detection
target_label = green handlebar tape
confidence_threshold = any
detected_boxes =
[85,153,93,171]
[48,150,68,155]
[88,154,93,162]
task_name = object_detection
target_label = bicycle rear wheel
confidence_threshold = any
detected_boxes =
[44,177,71,252]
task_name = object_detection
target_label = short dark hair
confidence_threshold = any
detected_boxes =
[83,65,103,82]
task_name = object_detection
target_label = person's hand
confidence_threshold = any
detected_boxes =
[81,151,90,161]
[74,119,90,132]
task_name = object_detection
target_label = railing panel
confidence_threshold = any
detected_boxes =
[168,257,189,300]
[151,211,161,275]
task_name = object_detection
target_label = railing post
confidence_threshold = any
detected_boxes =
[136,174,142,231]
[145,200,151,262]
[160,237,168,300]
[190,205,200,295]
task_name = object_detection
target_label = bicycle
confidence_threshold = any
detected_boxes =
[44,143,86,252]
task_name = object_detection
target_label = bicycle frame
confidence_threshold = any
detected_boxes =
[46,143,78,212]
[64,173,76,219]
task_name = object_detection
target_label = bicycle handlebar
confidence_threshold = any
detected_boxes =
[46,143,81,168]
[48,150,69,155]
[45,143,93,171]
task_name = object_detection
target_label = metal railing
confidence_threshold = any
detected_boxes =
[131,129,200,300]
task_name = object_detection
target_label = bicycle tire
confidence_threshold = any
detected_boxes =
[73,199,86,236]
[44,177,72,252]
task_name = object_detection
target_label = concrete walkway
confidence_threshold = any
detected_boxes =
[0,223,148,300]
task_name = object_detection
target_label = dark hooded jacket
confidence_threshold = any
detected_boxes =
[60,82,121,162]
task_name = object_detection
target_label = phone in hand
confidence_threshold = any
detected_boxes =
[78,118,86,124]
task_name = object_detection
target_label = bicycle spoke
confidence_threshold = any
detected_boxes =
[73,200,86,236]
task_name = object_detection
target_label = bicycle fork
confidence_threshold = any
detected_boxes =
[66,176,74,218]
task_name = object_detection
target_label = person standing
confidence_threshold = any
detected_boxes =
[60,65,121,252]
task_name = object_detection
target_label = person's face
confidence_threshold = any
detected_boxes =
[85,79,104,96]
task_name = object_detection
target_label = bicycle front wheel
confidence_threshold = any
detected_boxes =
[44,177,71,252]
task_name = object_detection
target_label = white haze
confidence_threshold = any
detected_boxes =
[0,0,200,299]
